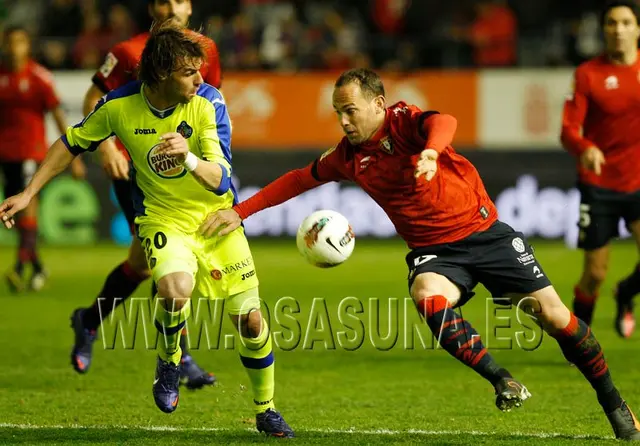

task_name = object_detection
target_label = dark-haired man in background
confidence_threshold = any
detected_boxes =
[562,0,640,338]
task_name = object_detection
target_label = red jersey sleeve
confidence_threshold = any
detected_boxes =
[32,64,61,111]
[233,144,347,220]
[233,164,324,219]
[310,143,348,182]
[391,104,457,154]
[203,38,222,88]
[561,66,595,156]
[91,44,134,93]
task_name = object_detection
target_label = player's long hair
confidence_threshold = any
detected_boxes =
[137,18,206,88]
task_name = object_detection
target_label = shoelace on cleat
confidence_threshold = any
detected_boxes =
[260,410,289,431]
[158,362,181,390]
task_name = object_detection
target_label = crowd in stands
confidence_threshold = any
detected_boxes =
[0,0,612,71]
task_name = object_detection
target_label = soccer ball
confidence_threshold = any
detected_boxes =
[296,210,355,268]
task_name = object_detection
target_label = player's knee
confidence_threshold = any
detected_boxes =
[157,272,193,307]
[518,288,571,332]
[245,310,264,338]
[231,310,264,338]
[410,272,460,306]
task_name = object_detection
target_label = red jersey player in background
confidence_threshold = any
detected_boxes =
[69,0,220,388]
[0,25,85,293]
[202,68,640,439]
[561,1,640,338]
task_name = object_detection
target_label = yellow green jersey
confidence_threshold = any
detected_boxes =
[62,80,235,234]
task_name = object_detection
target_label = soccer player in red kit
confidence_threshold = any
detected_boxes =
[561,1,640,338]
[0,25,85,293]
[202,68,640,439]
[69,1,219,387]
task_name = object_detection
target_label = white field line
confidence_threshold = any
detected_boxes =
[0,423,611,440]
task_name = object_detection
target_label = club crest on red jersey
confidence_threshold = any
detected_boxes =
[380,136,393,154]
[604,75,619,90]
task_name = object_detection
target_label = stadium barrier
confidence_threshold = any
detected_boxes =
[4,69,616,246]
[1,150,630,247]
[44,70,573,150]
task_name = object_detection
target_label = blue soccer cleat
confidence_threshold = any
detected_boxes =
[180,354,216,389]
[153,356,181,413]
[70,308,97,374]
[256,408,295,438]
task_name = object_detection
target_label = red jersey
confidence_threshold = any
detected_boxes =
[91,31,222,157]
[561,52,640,192]
[0,60,61,162]
[235,102,497,248]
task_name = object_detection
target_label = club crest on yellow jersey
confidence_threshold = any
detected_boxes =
[147,143,187,179]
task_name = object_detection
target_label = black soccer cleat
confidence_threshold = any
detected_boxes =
[494,377,531,412]
[606,401,640,440]
[70,308,97,374]
[180,354,216,389]
[614,283,636,339]
[256,408,295,438]
[153,356,181,413]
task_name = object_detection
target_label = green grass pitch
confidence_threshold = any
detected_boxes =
[1,238,639,445]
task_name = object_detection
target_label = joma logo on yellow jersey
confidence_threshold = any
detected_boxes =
[146,144,187,179]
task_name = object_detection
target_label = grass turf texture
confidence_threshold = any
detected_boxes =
[0,238,639,445]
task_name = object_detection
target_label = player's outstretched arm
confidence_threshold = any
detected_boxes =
[0,138,76,228]
[199,164,324,237]
[50,106,86,180]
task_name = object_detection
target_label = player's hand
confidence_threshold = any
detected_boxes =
[157,133,189,163]
[415,148,439,181]
[0,193,32,229]
[99,139,129,180]
[580,147,606,176]
[70,157,87,180]
[199,209,242,237]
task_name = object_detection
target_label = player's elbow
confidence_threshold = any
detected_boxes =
[212,163,231,195]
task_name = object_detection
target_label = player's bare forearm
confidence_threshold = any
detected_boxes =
[23,138,76,199]
[83,84,106,116]
[51,107,68,135]
[189,159,228,192]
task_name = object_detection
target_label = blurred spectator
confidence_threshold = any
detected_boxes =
[462,0,518,67]
[39,0,84,68]
[2,0,627,70]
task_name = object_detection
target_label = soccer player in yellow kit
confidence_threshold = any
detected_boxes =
[0,21,293,438]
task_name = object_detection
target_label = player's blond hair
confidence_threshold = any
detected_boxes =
[138,18,206,87]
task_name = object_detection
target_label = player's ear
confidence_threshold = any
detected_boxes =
[374,95,386,113]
